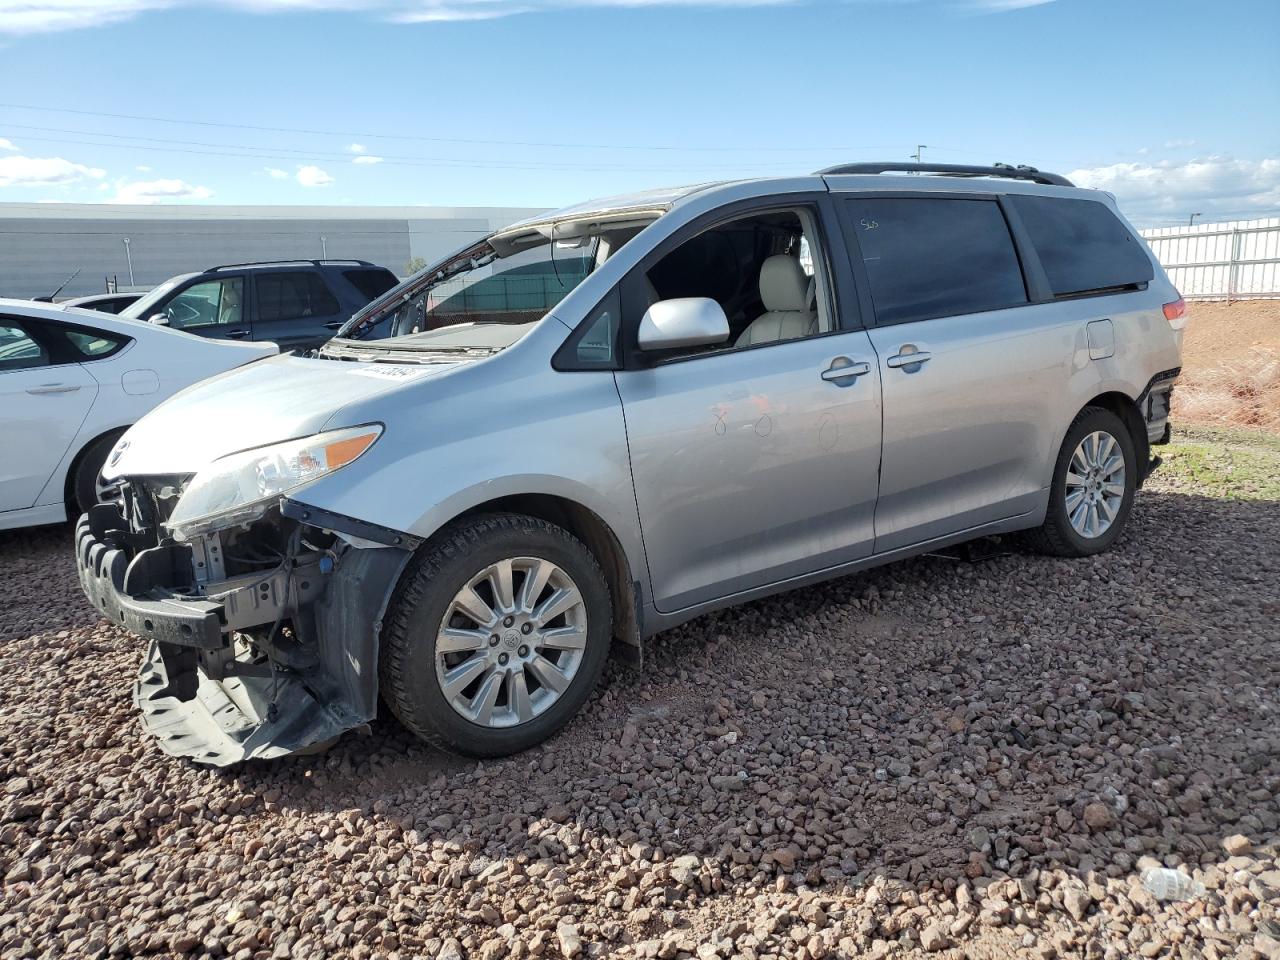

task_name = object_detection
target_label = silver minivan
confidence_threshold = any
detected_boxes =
[76,163,1185,764]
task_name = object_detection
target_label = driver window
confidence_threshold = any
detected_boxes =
[642,207,832,356]
[166,278,244,330]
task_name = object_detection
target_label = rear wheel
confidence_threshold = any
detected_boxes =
[379,513,612,757]
[1028,406,1136,557]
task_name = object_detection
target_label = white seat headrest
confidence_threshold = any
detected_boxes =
[759,255,809,313]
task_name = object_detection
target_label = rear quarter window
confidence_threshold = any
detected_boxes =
[1009,195,1154,297]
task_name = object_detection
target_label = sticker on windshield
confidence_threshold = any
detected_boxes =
[349,364,434,380]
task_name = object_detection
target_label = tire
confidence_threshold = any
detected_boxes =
[70,430,125,517]
[1027,406,1137,557]
[379,512,613,757]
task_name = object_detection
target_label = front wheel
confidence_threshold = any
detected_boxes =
[1028,407,1136,557]
[379,513,613,757]
[71,430,126,517]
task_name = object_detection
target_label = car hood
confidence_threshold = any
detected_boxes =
[107,353,464,477]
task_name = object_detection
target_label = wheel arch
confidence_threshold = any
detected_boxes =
[61,424,130,516]
[445,493,643,660]
[1078,390,1151,486]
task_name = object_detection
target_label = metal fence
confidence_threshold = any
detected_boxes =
[1140,217,1280,301]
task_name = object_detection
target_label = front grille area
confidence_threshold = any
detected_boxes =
[110,476,192,552]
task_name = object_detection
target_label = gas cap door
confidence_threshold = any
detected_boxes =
[1086,319,1115,360]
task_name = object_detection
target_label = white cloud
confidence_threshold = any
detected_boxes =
[1068,156,1280,226]
[968,0,1054,10]
[0,0,169,35]
[0,0,805,35]
[0,138,18,151]
[0,154,106,187]
[348,142,366,154]
[112,178,214,203]
[296,164,334,187]
[353,154,384,165]
[135,164,152,172]
[264,166,289,179]
[1164,138,1198,149]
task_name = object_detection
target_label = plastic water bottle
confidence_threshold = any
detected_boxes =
[1142,868,1204,902]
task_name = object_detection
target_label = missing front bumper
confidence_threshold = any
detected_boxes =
[76,502,414,766]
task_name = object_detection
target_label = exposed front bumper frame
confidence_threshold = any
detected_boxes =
[75,501,414,766]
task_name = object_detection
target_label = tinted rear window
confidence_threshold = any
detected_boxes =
[1009,195,1154,297]
[343,268,399,302]
[845,197,1027,325]
[255,272,341,323]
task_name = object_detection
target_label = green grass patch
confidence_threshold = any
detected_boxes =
[1153,426,1280,500]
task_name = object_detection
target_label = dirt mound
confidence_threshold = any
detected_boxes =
[1175,300,1280,430]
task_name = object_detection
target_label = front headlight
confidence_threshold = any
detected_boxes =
[165,425,382,540]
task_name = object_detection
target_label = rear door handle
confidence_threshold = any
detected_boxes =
[26,383,81,395]
[886,350,932,369]
[821,357,871,385]
[225,329,251,339]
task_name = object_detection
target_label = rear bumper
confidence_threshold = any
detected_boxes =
[74,503,413,766]
[1142,367,1180,446]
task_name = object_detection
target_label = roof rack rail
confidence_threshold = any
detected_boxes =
[207,259,376,272]
[815,162,1074,188]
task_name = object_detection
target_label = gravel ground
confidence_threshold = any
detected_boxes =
[2,428,1278,960]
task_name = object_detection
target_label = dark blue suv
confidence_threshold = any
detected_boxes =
[120,260,399,352]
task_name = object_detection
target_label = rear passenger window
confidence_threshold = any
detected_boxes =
[343,268,399,302]
[845,198,1027,325]
[0,322,48,371]
[1009,195,1154,297]
[256,272,341,323]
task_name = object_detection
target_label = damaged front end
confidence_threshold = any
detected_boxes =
[75,480,417,766]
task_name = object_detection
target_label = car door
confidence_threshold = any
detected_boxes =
[613,198,883,614]
[837,192,1070,553]
[0,317,98,512]
[252,269,346,351]
[153,275,251,342]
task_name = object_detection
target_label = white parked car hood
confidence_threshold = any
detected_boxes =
[107,353,461,477]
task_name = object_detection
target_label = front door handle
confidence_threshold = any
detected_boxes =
[886,348,932,370]
[26,383,81,395]
[225,329,251,339]
[821,357,871,385]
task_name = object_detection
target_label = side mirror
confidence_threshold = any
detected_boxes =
[638,298,730,351]
[148,313,169,327]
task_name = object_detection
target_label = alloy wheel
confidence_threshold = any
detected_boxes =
[435,557,587,728]
[1065,430,1127,539]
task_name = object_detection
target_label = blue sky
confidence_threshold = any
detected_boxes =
[0,0,1277,225]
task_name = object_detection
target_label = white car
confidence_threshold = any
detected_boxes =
[0,299,277,531]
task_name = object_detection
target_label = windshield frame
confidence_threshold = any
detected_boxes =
[333,203,670,345]
[334,239,497,340]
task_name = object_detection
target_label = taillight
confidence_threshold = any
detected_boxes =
[1163,296,1187,329]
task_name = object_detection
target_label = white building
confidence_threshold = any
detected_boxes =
[0,202,545,300]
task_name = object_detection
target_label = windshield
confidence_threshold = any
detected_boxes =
[119,275,190,320]
[336,236,597,345]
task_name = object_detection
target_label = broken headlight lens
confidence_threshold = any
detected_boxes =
[165,425,382,541]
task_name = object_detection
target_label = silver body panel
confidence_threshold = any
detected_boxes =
[107,172,1183,644]
[616,330,882,612]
